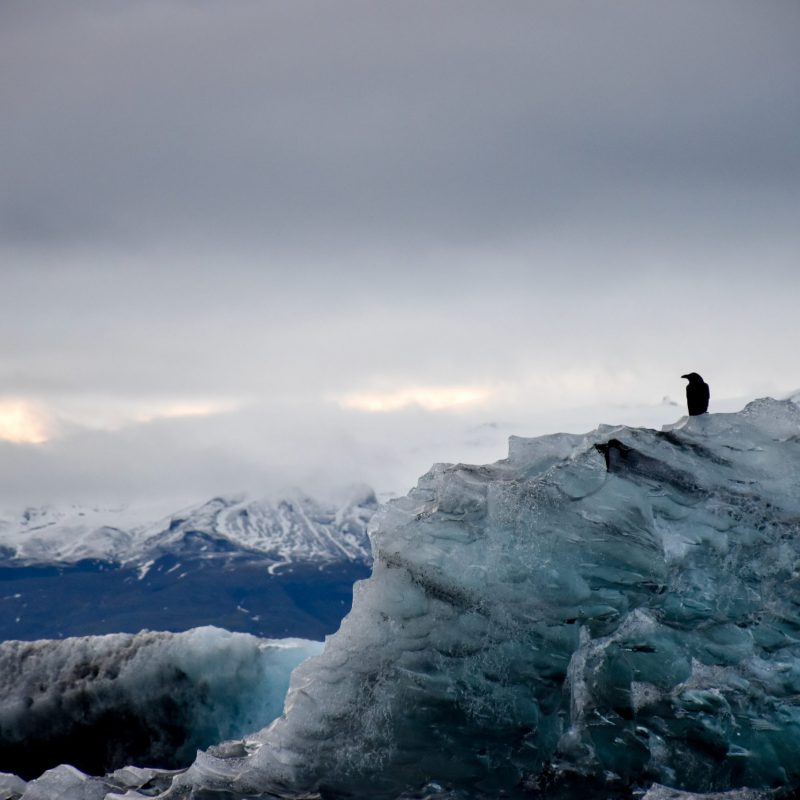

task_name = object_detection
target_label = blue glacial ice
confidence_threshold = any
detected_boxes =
[163,399,800,799]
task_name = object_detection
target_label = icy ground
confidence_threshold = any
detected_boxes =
[5,399,800,799]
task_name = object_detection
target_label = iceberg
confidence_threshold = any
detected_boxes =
[164,399,800,799]
[0,627,321,780]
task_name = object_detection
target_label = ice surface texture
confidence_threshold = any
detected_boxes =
[168,399,800,799]
[0,627,321,779]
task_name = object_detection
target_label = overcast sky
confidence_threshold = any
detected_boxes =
[1,1,798,505]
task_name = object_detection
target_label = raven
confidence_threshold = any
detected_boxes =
[681,372,709,416]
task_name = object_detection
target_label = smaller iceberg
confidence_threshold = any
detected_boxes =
[0,627,321,780]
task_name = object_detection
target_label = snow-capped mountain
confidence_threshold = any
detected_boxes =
[0,487,376,568]
[136,490,374,568]
[0,489,377,642]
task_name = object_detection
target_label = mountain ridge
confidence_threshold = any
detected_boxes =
[0,487,376,569]
[0,488,377,642]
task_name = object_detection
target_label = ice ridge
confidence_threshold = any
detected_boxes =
[167,399,800,799]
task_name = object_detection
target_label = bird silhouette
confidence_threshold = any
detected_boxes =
[681,373,709,416]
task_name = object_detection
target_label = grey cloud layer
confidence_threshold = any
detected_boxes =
[2,1,798,251]
[1,245,797,402]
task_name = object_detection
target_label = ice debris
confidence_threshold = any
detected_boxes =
[641,785,772,800]
[165,399,800,799]
[0,773,27,800]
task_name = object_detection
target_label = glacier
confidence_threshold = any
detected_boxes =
[4,399,800,800]
[0,627,321,780]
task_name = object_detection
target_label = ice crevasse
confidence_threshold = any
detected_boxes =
[166,399,800,798]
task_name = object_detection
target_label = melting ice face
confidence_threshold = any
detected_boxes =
[173,399,800,799]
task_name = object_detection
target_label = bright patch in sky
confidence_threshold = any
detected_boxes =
[0,400,48,444]
[133,400,239,423]
[340,386,492,413]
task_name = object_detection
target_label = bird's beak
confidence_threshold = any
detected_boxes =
[681,374,690,379]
